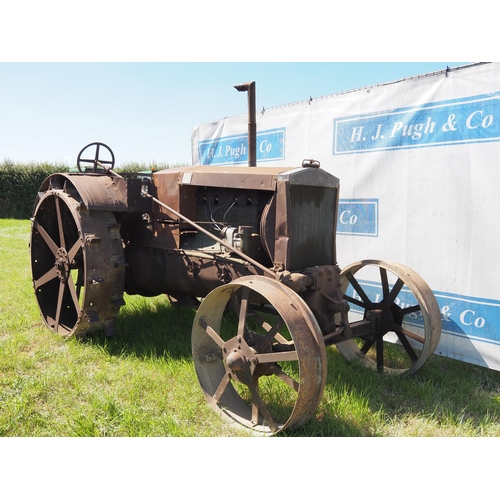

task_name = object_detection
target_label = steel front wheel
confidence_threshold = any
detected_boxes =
[30,188,126,338]
[192,275,327,435]
[338,260,441,375]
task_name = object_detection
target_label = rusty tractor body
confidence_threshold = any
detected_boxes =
[30,83,442,434]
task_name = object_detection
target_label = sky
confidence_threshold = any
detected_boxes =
[0,62,472,166]
[0,2,487,167]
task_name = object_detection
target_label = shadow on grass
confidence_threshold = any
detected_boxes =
[83,299,197,361]
[81,299,500,437]
[284,347,500,437]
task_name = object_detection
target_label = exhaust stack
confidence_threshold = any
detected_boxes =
[234,81,256,167]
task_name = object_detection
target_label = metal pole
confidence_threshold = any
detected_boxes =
[234,81,256,167]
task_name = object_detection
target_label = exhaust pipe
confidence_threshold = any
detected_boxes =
[234,81,256,167]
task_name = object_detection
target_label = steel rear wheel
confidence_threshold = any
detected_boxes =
[338,260,441,375]
[30,188,126,338]
[192,275,327,435]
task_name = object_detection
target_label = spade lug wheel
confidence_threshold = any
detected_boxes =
[30,188,126,338]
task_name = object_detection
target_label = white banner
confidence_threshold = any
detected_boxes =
[191,62,500,371]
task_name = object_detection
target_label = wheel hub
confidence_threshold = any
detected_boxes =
[365,307,394,337]
[226,349,247,371]
[55,247,71,283]
[222,336,257,384]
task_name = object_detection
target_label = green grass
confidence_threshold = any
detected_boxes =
[2,218,500,437]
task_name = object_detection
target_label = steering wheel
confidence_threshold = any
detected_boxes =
[76,142,115,173]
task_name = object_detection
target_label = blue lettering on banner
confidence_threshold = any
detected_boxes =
[346,281,500,346]
[198,128,285,165]
[333,92,500,154]
[337,199,378,237]
[434,291,500,345]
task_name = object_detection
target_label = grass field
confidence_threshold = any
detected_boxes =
[2,218,500,437]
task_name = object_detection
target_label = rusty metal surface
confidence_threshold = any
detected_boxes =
[273,171,339,271]
[30,188,126,338]
[146,193,276,279]
[153,165,293,191]
[192,275,327,435]
[39,173,126,210]
[337,260,442,375]
[38,173,149,213]
[277,165,340,188]
[149,164,340,271]
[30,105,443,435]
[233,81,256,167]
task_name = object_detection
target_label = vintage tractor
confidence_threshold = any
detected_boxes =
[29,82,441,434]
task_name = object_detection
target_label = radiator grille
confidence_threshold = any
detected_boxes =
[288,184,336,270]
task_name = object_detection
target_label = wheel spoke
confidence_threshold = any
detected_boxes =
[237,287,250,338]
[346,272,372,306]
[385,278,404,305]
[248,309,284,349]
[34,220,59,256]
[344,295,368,309]
[67,238,83,262]
[380,267,390,300]
[268,364,299,391]
[252,397,259,427]
[360,338,375,355]
[248,378,278,432]
[54,281,65,333]
[54,197,66,249]
[66,274,82,316]
[212,372,231,403]
[393,325,419,361]
[76,267,83,299]
[255,351,298,364]
[198,317,225,349]
[376,334,384,372]
[262,318,285,348]
[229,290,251,340]
[34,266,58,289]
[394,324,425,344]
[402,304,421,315]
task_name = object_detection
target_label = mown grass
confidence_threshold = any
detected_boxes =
[2,218,500,437]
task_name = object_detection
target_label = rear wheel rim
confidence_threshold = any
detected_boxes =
[30,189,126,338]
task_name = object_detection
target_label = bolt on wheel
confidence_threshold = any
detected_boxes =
[192,275,327,435]
[338,260,441,375]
